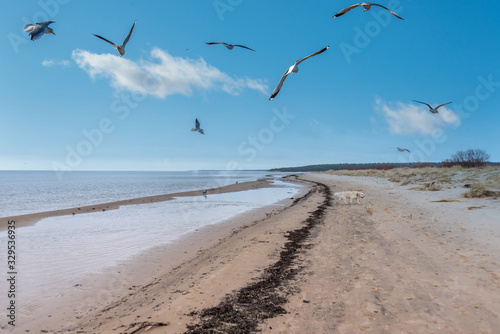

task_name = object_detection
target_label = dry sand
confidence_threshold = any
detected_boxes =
[5,173,500,333]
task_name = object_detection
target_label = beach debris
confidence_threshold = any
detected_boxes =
[125,321,169,334]
[24,21,56,41]
[191,118,204,134]
[333,3,404,20]
[269,46,329,100]
[93,20,136,57]
[396,147,411,153]
[412,100,452,114]
[205,42,255,51]
[186,181,332,333]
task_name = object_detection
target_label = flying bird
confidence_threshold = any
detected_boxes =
[93,21,136,56]
[191,118,204,135]
[269,46,329,101]
[333,3,404,20]
[24,21,56,41]
[412,100,452,114]
[396,147,411,153]
[205,42,255,51]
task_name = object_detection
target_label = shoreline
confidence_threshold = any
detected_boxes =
[0,178,275,230]
[2,175,312,333]
[4,172,500,333]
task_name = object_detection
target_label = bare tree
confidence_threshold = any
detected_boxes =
[450,149,490,168]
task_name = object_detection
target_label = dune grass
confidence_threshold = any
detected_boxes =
[323,166,500,195]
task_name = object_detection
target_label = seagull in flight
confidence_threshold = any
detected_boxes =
[93,21,136,56]
[205,42,255,51]
[24,21,56,41]
[333,3,404,20]
[191,118,204,135]
[412,100,452,114]
[269,46,329,101]
[396,147,411,153]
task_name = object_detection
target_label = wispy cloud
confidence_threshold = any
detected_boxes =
[375,98,461,136]
[72,47,268,98]
[42,59,71,67]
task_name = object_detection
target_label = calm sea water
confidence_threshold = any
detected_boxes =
[0,170,283,217]
[0,170,302,323]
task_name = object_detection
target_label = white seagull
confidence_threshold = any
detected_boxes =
[191,118,204,135]
[205,42,255,51]
[93,21,136,56]
[333,3,404,20]
[24,21,56,41]
[396,147,411,153]
[269,46,329,101]
[412,100,452,114]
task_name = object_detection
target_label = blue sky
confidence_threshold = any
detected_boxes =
[1,0,499,172]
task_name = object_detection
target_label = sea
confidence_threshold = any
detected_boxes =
[0,170,302,323]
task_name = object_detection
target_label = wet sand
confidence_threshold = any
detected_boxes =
[4,173,500,333]
[0,178,274,230]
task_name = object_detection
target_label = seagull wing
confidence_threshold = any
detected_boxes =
[195,118,201,129]
[269,68,293,100]
[412,100,433,110]
[371,4,404,19]
[94,34,117,47]
[122,21,136,46]
[206,42,224,46]
[333,3,363,18]
[36,21,56,26]
[24,23,36,32]
[295,46,329,65]
[29,27,45,41]
[233,44,255,51]
[435,102,453,110]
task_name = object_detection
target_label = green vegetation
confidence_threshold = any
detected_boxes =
[270,162,421,172]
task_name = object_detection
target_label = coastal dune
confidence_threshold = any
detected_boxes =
[4,172,499,333]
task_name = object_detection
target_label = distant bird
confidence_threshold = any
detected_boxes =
[396,147,411,153]
[333,3,404,20]
[24,21,56,41]
[205,42,255,51]
[269,46,329,100]
[191,118,204,134]
[93,21,136,56]
[412,100,452,114]
[202,190,207,195]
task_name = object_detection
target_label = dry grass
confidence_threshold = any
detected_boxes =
[463,183,500,198]
[432,199,461,203]
[324,166,500,194]
[411,182,443,191]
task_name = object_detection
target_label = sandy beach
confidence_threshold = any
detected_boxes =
[4,171,500,333]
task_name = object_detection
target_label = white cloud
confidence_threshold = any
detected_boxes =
[72,48,268,98]
[42,59,71,67]
[375,98,461,136]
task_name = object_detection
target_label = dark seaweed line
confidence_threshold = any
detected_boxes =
[184,180,331,334]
